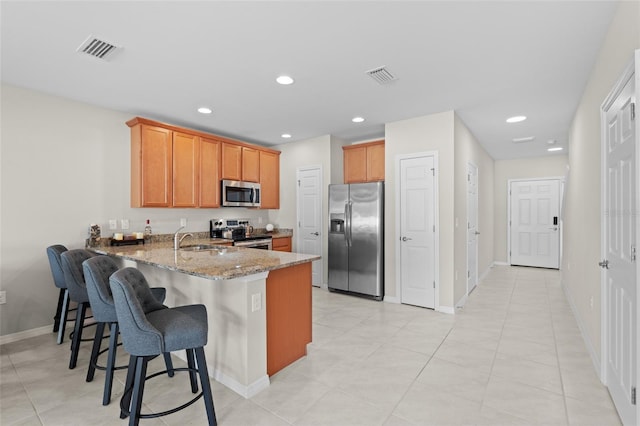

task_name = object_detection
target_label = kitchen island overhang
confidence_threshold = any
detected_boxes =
[89,242,319,398]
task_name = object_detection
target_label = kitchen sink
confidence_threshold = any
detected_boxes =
[180,244,222,251]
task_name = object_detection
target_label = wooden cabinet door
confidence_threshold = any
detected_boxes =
[242,147,260,182]
[199,137,221,208]
[366,142,385,181]
[272,236,291,252]
[172,132,199,207]
[343,145,367,183]
[259,150,280,209]
[135,124,173,207]
[221,143,242,181]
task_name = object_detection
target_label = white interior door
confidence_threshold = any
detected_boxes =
[602,68,637,426]
[467,163,479,294]
[296,166,322,287]
[509,179,561,269]
[399,154,436,309]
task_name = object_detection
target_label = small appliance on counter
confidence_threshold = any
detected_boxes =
[210,218,272,249]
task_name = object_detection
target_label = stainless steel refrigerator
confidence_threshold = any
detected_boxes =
[328,182,384,300]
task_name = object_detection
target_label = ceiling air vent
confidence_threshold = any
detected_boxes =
[76,35,120,60]
[366,66,398,85]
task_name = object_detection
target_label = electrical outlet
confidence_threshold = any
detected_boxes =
[109,219,117,230]
[0,291,6,304]
[180,218,187,227]
[251,293,261,312]
[121,219,130,230]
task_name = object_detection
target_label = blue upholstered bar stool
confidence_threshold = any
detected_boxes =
[46,245,75,344]
[82,256,174,405]
[110,267,217,426]
[60,249,97,369]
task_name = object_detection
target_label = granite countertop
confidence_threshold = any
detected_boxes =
[88,237,319,281]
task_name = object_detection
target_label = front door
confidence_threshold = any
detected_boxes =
[602,65,637,426]
[296,166,323,287]
[509,179,561,269]
[467,162,479,295]
[399,154,436,309]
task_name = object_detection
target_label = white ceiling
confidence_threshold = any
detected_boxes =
[1,1,618,160]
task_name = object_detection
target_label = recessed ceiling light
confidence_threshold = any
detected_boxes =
[547,139,557,145]
[512,136,535,143]
[276,75,294,85]
[352,117,365,123]
[548,147,563,152]
[506,115,527,123]
[281,133,292,139]
[197,107,212,114]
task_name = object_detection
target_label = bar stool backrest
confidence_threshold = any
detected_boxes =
[83,256,120,323]
[60,249,95,304]
[46,245,68,289]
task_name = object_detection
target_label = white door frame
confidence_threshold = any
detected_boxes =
[507,177,564,267]
[467,161,479,298]
[599,51,639,423]
[296,164,323,287]
[394,151,440,310]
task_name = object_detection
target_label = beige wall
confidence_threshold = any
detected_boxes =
[384,111,456,309]
[563,0,640,366]
[453,114,495,306]
[0,84,271,336]
[493,155,569,264]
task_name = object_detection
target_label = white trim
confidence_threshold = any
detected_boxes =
[493,261,509,266]
[394,151,439,309]
[213,370,270,399]
[383,295,400,304]
[455,293,468,309]
[466,161,479,298]
[0,324,52,345]
[507,177,564,267]
[436,305,454,315]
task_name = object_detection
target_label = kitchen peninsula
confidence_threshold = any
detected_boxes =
[90,240,319,398]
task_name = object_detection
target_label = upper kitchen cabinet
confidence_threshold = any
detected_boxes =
[172,131,200,208]
[130,122,173,207]
[221,143,260,183]
[343,140,385,183]
[259,150,280,209]
[127,117,279,209]
[199,137,221,208]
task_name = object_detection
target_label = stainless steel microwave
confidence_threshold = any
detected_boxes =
[221,180,261,207]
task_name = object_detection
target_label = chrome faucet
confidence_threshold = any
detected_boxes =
[174,226,193,250]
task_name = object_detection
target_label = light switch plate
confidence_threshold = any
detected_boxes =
[251,293,261,312]
[121,219,130,230]
[109,219,117,230]
[180,218,187,227]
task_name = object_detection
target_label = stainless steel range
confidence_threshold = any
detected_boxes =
[210,218,272,250]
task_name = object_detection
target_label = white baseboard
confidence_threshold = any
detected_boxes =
[455,294,468,308]
[383,295,400,304]
[560,278,601,378]
[0,324,52,345]
[213,370,270,399]
[493,261,509,266]
[437,305,455,315]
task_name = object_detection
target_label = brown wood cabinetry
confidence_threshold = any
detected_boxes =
[130,123,173,207]
[259,150,280,209]
[128,117,279,208]
[343,140,385,183]
[266,262,311,376]
[272,236,292,252]
[199,137,221,208]
[221,144,260,183]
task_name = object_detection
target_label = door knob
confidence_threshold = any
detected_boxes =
[474,231,480,235]
[598,260,609,269]
[549,227,558,231]
[401,236,412,242]
[311,232,319,236]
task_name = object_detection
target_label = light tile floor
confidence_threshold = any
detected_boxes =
[1,266,622,425]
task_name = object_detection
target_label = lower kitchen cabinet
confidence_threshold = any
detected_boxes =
[272,236,291,252]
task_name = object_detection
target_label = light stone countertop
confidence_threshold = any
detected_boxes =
[88,238,320,281]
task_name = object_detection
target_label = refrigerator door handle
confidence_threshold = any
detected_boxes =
[344,202,350,246]
[347,201,353,247]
